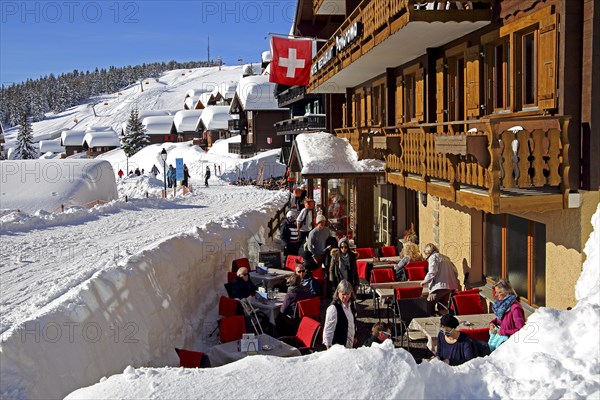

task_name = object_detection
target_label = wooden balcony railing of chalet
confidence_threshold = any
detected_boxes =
[383,116,570,214]
[309,0,491,92]
[228,142,255,157]
[275,115,326,135]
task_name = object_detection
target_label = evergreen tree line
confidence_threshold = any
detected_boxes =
[0,60,218,128]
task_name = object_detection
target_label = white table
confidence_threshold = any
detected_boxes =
[409,313,495,353]
[208,333,301,367]
[249,268,294,289]
[248,293,285,325]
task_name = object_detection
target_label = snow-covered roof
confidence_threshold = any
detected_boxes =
[83,130,120,148]
[262,51,272,62]
[85,126,113,133]
[199,92,212,106]
[231,75,279,111]
[138,110,172,120]
[60,130,86,146]
[173,110,203,133]
[185,88,210,98]
[198,106,232,131]
[142,116,175,135]
[293,132,385,175]
[39,139,65,154]
[184,96,199,110]
[262,63,271,76]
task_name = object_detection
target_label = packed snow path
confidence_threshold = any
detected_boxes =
[0,183,286,336]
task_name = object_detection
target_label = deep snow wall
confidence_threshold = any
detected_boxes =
[0,203,282,399]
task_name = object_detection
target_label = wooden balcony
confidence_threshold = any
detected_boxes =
[309,0,492,93]
[383,116,571,214]
[275,115,326,136]
[228,142,255,158]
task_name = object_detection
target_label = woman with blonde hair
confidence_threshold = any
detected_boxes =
[488,279,526,350]
[394,242,423,281]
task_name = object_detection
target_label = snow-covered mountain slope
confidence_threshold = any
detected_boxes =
[2,65,246,147]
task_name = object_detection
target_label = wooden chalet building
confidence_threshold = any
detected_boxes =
[82,127,120,157]
[305,0,599,310]
[228,75,289,157]
[142,116,177,144]
[173,110,203,142]
[60,129,86,157]
[196,105,233,148]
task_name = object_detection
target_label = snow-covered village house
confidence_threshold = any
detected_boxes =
[172,110,203,142]
[142,115,176,144]
[38,138,65,157]
[60,129,86,156]
[195,105,233,149]
[183,88,208,110]
[303,0,600,311]
[228,74,289,157]
[81,127,119,157]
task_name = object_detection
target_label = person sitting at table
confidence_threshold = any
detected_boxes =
[488,279,526,351]
[230,267,258,299]
[276,274,313,336]
[296,264,320,297]
[435,314,475,366]
[323,280,357,349]
[329,237,359,293]
[363,322,392,347]
[395,242,424,281]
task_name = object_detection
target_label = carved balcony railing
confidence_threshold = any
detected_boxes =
[275,115,326,136]
[308,0,492,93]
[228,142,255,157]
[384,116,571,214]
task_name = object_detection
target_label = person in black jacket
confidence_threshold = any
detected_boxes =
[280,210,300,256]
[230,267,257,299]
[435,314,476,366]
[204,165,211,187]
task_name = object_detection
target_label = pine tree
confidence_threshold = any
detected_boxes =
[121,109,149,171]
[14,112,37,159]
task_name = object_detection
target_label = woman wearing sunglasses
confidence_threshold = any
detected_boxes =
[329,237,359,294]
[435,314,476,366]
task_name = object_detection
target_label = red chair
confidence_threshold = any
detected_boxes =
[232,258,251,273]
[462,327,490,342]
[455,288,481,296]
[394,286,428,350]
[218,315,246,343]
[451,294,486,315]
[380,246,397,257]
[227,271,237,283]
[297,297,321,320]
[395,286,423,299]
[406,266,426,281]
[355,247,375,259]
[285,255,304,272]
[174,348,208,368]
[357,261,369,281]
[219,296,241,317]
[278,317,321,354]
[370,267,395,284]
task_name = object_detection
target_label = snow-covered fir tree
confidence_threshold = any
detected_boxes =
[121,109,149,170]
[14,112,37,159]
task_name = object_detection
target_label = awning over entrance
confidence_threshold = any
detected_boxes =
[289,132,385,178]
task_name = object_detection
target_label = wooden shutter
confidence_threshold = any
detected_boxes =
[351,94,357,127]
[436,58,445,123]
[396,76,404,124]
[415,67,425,122]
[538,13,558,110]
[466,45,481,117]
[366,87,372,125]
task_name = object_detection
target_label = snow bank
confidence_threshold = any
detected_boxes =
[0,198,286,399]
[65,205,600,399]
[295,132,385,175]
[0,159,117,214]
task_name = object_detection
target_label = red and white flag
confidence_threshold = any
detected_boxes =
[269,36,313,86]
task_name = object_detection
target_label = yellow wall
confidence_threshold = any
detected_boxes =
[418,190,599,310]
[418,195,475,288]
[516,190,599,309]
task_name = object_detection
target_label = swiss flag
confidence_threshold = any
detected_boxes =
[269,36,313,86]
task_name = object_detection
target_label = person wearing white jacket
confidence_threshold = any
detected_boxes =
[421,243,460,316]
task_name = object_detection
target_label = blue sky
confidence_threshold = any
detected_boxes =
[0,0,296,85]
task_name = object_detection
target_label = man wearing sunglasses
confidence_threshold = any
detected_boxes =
[363,322,392,347]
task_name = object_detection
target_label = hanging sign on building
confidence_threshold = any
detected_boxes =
[311,22,362,75]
